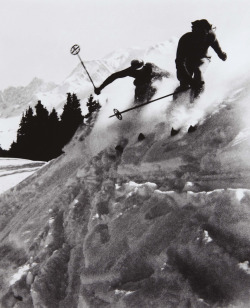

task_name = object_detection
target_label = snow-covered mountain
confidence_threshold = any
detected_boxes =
[0,78,58,118]
[0,38,250,307]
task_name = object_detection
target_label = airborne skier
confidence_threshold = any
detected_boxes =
[94,59,170,103]
[175,19,227,101]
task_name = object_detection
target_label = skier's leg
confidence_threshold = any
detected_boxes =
[134,84,154,103]
[146,85,157,101]
[191,58,210,100]
[194,58,210,82]
[174,62,194,101]
[134,87,140,103]
[173,82,190,101]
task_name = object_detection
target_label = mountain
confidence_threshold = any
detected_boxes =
[0,78,57,118]
[0,78,57,149]
[0,40,250,307]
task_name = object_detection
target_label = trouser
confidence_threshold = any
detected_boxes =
[176,57,210,101]
[134,83,156,103]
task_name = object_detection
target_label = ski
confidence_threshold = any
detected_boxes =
[170,124,198,137]
[188,124,198,133]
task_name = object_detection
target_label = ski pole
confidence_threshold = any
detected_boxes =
[109,87,191,120]
[70,44,96,89]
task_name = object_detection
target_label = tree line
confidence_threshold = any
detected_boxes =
[0,93,101,161]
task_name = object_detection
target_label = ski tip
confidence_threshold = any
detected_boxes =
[188,125,198,133]
[171,127,180,136]
[138,133,145,141]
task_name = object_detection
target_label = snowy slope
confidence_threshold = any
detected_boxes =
[0,39,250,307]
[0,158,45,194]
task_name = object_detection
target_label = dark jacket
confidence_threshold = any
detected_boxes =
[99,63,170,91]
[176,31,225,66]
[175,31,225,84]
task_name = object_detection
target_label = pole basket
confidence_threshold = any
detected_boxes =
[70,44,81,55]
[113,109,123,120]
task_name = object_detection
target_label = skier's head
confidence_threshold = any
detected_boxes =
[131,59,144,70]
[191,19,212,35]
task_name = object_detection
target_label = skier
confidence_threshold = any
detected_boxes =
[175,19,227,101]
[94,59,170,103]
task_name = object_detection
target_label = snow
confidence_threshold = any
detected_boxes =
[161,262,167,271]
[230,128,250,147]
[123,181,158,198]
[0,158,45,194]
[238,261,250,274]
[9,264,30,286]
[0,157,43,166]
[125,181,157,191]
[48,218,54,225]
[206,189,225,195]
[0,116,20,149]
[203,230,213,244]
[115,184,121,190]
[0,170,36,194]
[1,35,250,307]
[235,189,246,201]
[23,230,31,234]
[227,188,250,201]
[92,213,99,220]
[115,289,135,296]
[0,166,40,176]
[154,190,175,195]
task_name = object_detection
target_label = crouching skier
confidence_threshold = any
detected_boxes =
[94,59,171,103]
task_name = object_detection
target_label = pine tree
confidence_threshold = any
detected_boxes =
[8,141,18,157]
[7,94,85,161]
[14,106,35,158]
[9,101,52,160]
[35,100,49,121]
[48,108,62,159]
[72,93,84,127]
[85,94,101,118]
[0,145,8,157]
[32,101,50,160]
[60,93,84,145]
[17,107,34,139]
[48,108,60,131]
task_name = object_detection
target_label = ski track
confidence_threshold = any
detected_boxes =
[230,128,250,147]
[0,167,41,177]
[0,158,45,194]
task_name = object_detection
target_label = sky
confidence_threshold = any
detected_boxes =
[0,0,250,90]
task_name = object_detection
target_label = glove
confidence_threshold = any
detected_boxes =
[94,87,101,95]
[220,52,227,61]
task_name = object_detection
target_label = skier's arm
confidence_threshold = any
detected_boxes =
[95,68,131,94]
[175,35,193,84]
[210,32,227,61]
